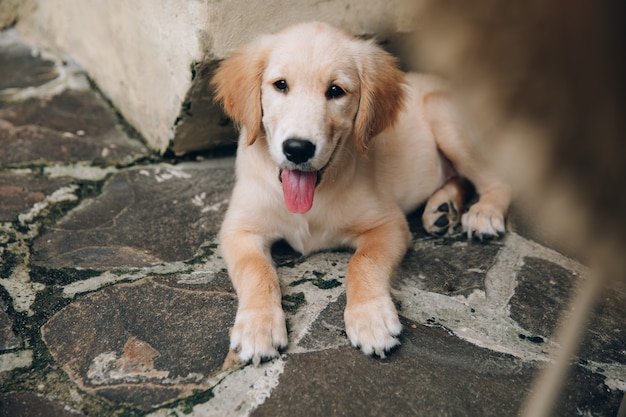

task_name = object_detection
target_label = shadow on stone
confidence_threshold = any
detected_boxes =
[170,58,237,155]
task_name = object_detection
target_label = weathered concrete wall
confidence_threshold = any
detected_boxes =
[13,0,417,154]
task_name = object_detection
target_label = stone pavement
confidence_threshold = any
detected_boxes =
[1,29,625,417]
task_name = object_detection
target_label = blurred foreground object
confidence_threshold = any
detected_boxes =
[411,1,626,416]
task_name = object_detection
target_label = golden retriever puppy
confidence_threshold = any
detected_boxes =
[212,21,511,364]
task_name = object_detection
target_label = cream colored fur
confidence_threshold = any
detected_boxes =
[212,22,511,364]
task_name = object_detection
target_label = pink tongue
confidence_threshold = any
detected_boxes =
[281,169,317,213]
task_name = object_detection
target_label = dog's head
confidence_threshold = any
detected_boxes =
[212,22,406,213]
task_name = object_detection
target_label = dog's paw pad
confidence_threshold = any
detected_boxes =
[423,199,460,236]
[434,214,450,228]
[437,203,450,212]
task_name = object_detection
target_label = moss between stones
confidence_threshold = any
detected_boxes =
[4,285,149,417]
[282,292,306,312]
[289,271,343,290]
[190,61,200,81]
[518,333,545,344]
[312,277,342,290]
[289,278,310,287]
[36,180,105,229]
[169,388,215,415]
[0,249,18,279]
[184,243,218,265]
[29,265,101,286]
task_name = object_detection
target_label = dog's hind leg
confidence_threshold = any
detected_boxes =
[422,176,466,236]
[424,89,512,239]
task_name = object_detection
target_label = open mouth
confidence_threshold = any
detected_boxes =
[278,162,328,214]
[277,138,339,214]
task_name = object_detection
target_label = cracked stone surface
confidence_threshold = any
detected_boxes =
[41,277,236,409]
[509,256,579,338]
[254,319,621,417]
[0,172,75,222]
[579,277,626,365]
[0,31,58,91]
[32,163,233,269]
[1,27,625,417]
[0,89,147,167]
[0,300,19,351]
[0,391,85,417]
[398,239,502,296]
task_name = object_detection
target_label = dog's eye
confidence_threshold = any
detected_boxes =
[273,80,288,93]
[326,84,346,100]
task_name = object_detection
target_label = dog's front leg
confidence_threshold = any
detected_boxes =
[220,230,287,365]
[344,212,411,357]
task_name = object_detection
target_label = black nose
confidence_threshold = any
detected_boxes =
[282,138,316,164]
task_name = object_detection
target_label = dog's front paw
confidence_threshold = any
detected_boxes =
[462,202,506,239]
[344,297,402,358]
[230,305,288,365]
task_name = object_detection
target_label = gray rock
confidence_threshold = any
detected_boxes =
[509,256,577,338]
[579,278,626,365]
[0,300,20,351]
[0,172,75,222]
[0,391,85,417]
[0,90,147,167]
[399,239,502,296]
[32,163,234,269]
[254,317,623,417]
[0,40,58,91]
[41,277,236,409]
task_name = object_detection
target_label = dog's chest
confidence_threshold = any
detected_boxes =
[282,215,349,255]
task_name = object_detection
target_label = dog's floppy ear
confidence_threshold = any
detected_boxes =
[211,36,271,146]
[353,40,406,155]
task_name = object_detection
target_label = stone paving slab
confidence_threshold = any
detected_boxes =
[253,319,620,417]
[398,239,501,296]
[0,28,147,169]
[0,300,19,351]
[0,89,147,167]
[0,391,85,417]
[42,276,236,409]
[1,27,625,417]
[0,30,58,91]
[0,172,75,222]
[32,162,233,270]
[510,256,578,338]
[511,256,626,366]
